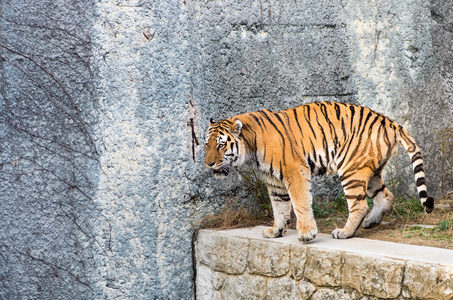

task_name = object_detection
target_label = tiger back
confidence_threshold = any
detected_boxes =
[204,101,434,241]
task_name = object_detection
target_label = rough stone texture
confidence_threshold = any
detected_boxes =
[311,288,361,300]
[290,244,307,280]
[403,262,453,299]
[0,0,200,298]
[196,233,249,274]
[248,239,290,277]
[195,264,216,300]
[195,264,225,300]
[298,281,317,299]
[342,253,405,298]
[196,227,453,300]
[220,274,267,300]
[0,1,100,299]
[428,0,453,197]
[304,248,342,287]
[436,266,453,300]
[90,1,197,297]
[267,277,301,299]
[402,261,437,299]
[1,0,452,298]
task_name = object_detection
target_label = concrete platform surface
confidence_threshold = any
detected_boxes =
[219,226,453,266]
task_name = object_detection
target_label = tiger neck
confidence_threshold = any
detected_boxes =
[233,116,257,160]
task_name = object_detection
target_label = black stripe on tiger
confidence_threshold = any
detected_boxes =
[419,190,428,198]
[416,177,425,187]
[424,197,434,212]
[271,192,291,201]
[342,179,366,190]
[334,102,341,120]
[320,103,339,148]
[414,164,424,174]
[250,113,265,129]
[349,105,356,133]
[346,193,367,201]
[293,108,304,138]
[411,151,422,163]
[304,106,317,139]
[369,184,386,199]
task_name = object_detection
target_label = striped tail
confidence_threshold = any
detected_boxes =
[398,127,434,213]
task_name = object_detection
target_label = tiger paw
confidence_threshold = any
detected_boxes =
[362,215,382,229]
[262,226,286,238]
[298,227,318,242]
[331,228,354,239]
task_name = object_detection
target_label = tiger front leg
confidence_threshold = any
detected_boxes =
[287,168,318,242]
[262,185,292,238]
[262,199,291,238]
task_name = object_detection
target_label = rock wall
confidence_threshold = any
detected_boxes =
[0,1,100,298]
[192,0,453,199]
[0,0,452,298]
[196,227,453,300]
[90,1,196,297]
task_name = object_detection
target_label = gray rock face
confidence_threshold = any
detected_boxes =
[1,0,452,298]
[0,1,100,299]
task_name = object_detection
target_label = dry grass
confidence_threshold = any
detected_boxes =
[196,169,273,231]
[197,199,271,231]
[316,197,453,250]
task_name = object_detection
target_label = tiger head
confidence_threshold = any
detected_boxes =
[204,118,244,177]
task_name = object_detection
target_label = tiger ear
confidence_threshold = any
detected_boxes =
[232,120,243,136]
[209,118,215,126]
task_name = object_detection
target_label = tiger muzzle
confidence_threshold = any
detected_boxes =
[212,165,230,177]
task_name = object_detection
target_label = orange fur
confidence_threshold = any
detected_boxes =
[204,102,433,241]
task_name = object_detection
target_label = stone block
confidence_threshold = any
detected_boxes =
[267,277,301,299]
[311,288,361,300]
[247,239,290,277]
[212,272,226,290]
[298,281,317,299]
[402,261,437,299]
[219,274,266,300]
[196,264,215,300]
[434,266,453,300]
[195,267,225,300]
[342,253,404,298]
[196,232,249,274]
[304,248,342,287]
[403,263,453,299]
[290,244,307,280]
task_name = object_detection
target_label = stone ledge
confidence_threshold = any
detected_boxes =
[195,226,453,300]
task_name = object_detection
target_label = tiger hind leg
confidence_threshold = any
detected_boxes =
[332,173,371,239]
[363,175,395,229]
[262,186,292,238]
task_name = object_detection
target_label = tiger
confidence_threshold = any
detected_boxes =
[204,101,434,242]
